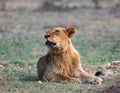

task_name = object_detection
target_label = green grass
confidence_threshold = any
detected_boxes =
[73,35,120,65]
[0,36,46,65]
[0,35,120,93]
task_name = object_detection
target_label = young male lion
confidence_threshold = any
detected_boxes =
[37,27,103,84]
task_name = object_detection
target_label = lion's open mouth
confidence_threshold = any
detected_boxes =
[45,40,56,47]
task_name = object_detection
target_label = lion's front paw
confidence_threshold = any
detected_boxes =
[88,77,103,85]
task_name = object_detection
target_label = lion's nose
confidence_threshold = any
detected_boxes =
[44,35,50,39]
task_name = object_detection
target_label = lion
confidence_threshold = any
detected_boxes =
[37,26,103,84]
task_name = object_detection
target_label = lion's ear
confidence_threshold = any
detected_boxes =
[66,26,76,38]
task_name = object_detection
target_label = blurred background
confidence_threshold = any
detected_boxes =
[0,0,120,39]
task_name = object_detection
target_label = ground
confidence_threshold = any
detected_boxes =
[0,6,120,93]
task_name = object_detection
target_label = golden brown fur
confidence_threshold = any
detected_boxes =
[37,27,103,84]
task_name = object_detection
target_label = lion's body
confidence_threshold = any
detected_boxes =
[37,27,103,84]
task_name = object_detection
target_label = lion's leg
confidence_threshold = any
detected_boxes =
[55,74,81,83]
[37,56,47,80]
[78,68,103,85]
[43,70,80,83]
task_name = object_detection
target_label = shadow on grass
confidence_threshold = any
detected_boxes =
[101,81,120,93]
[21,75,39,82]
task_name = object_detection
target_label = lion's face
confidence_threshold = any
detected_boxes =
[44,27,76,53]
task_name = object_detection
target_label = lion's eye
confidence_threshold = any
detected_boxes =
[55,30,60,35]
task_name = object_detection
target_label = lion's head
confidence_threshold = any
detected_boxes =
[44,27,76,53]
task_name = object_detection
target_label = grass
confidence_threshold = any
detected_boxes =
[0,1,120,92]
[0,36,46,64]
[73,35,120,65]
[0,34,120,93]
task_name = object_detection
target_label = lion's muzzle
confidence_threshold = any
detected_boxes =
[45,40,56,47]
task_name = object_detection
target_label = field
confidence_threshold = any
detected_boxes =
[0,5,120,93]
